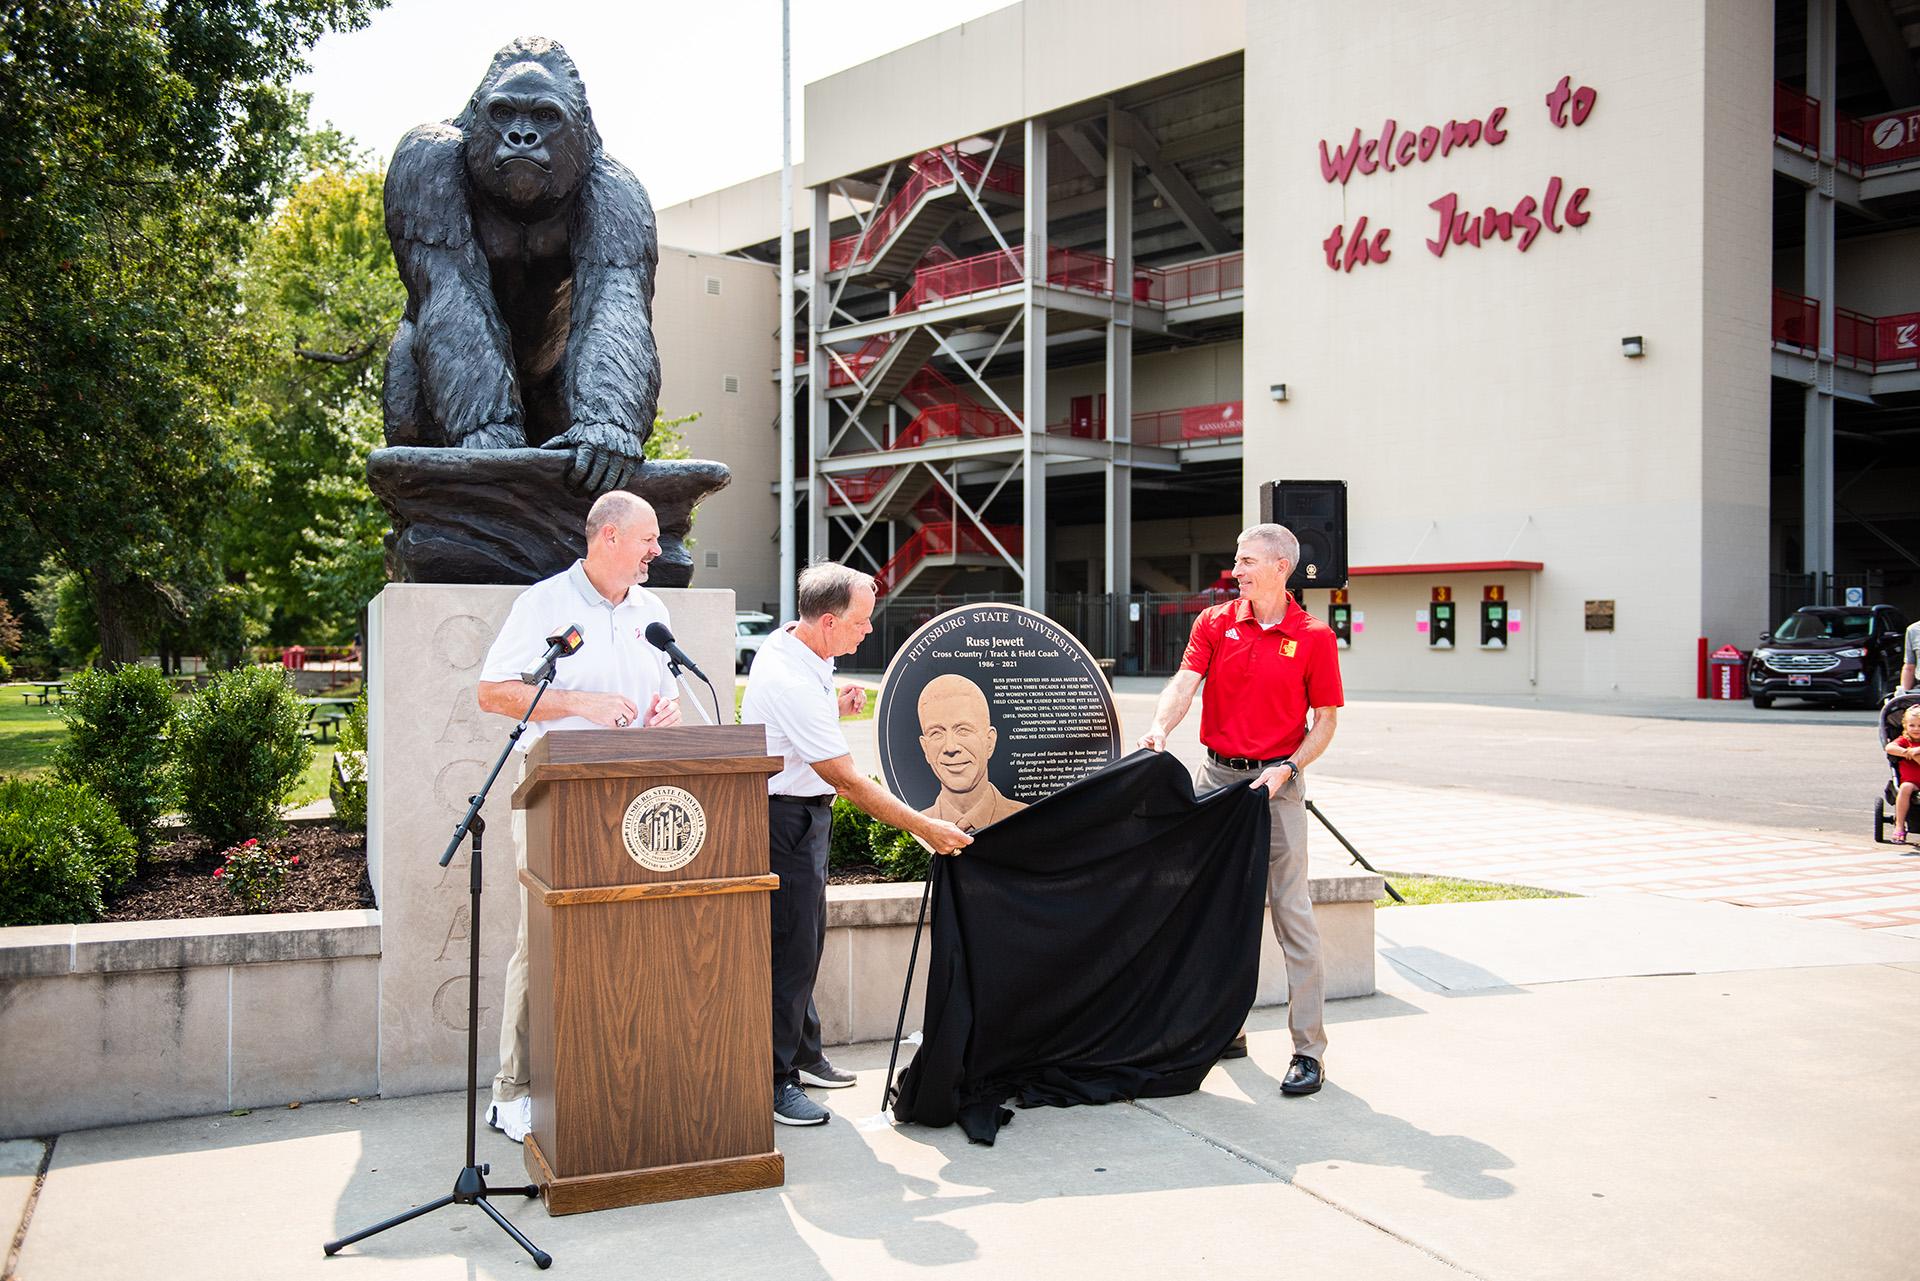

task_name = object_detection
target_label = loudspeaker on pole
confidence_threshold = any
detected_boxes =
[1259,480,1349,592]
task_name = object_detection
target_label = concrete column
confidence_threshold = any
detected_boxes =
[1103,104,1134,636]
[807,185,832,570]
[1022,116,1049,610]
[1802,0,1837,580]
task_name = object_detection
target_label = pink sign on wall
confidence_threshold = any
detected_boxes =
[1180,402,1244,439]
[1879,312,1920,363]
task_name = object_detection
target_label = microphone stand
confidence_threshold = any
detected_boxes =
[324,670,556,1269]
[665,653,725,727]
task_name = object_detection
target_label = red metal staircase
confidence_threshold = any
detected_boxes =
[828,146,1022,284]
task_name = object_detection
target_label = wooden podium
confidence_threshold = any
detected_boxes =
[511,725,785,1214]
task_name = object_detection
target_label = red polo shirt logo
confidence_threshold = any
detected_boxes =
[1180,595,1345,759]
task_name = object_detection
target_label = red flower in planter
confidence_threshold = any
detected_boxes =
[289,856,300,867]
[243,838,259,848]
[213,867,225,878]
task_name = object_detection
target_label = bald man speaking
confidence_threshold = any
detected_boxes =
[917,674,1028,832]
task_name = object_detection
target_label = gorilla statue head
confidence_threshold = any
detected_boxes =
[457,37,601,219]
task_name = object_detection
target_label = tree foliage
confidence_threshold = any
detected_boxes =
[228,161,402,642]
[0,0,385,663]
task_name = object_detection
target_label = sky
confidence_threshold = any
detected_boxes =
[295,0,1017,208]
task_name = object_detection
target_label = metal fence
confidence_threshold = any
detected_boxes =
[1768,571,1885,626]
[845,590,1236,676]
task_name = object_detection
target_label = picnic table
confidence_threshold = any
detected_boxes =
[20,681,65,707]
[301,697,357,743]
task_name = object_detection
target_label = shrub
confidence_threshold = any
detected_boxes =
[0,776,137,925]
[213,836,300,912]
[871,822,930,882]
[175,665,313,846]
[330,692,368,830]
[828,795,874,870]
[0,654,10,681]
[825,781,929,881]
[55,663,178,855]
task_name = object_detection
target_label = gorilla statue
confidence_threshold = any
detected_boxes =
[382,37,657,494]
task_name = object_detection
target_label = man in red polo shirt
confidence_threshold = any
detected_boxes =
[1139,522,1344,1095]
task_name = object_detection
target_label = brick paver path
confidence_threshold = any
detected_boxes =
[1309,777,1920,930]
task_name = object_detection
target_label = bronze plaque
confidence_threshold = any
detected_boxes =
[875,604,1122,831]
[1585,599,1615,632]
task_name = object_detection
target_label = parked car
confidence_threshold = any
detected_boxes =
[1748,604,1909,709]
[736,612,776,672]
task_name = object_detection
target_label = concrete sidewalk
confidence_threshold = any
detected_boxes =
[10,894,1918,1280]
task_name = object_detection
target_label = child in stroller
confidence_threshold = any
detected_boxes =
[1878,692,1920,844]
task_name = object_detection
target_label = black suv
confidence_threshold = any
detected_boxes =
[1748,604,1909,708]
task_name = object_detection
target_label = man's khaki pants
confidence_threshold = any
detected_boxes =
[492,762,531,1103]
[1197,758,1328,1063]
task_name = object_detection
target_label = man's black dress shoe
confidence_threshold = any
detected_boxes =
[1220,1032,1248,1060]
[1281,1054,1323,1095]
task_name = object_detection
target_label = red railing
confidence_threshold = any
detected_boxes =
[823,468,894,507]
[894,245,1123,313]
[813,249,1251,390]
[1775,82,1821,151]
[873,520,1024,596]
[1775,84,1920,173]
[1144,253,1245,307]
[1045,400,1245,446]
[828,146,1024,272]
[1837,114,1867,170]
[1835,305,1878,368]
[1773,288,1819,351]
[1772,290,1920,367]
[895,402,1019,449]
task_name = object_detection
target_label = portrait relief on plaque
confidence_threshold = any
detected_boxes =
[876,604,1123,832]
[621,785,708,872]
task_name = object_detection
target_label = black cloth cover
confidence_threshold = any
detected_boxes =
[891,749,1271,1144]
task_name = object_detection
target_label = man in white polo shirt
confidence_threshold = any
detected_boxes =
[474,491,682,1142]
[742,563,973,1127]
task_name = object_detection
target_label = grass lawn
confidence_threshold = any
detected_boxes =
[1,683,336,808]
[732,677,878,723]
[0,694,68,779]
[1376,872,1573,908]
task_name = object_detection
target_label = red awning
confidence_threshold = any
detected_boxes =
[1349,560,1543,576]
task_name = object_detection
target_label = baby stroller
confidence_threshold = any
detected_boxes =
[1874,690,1920,843]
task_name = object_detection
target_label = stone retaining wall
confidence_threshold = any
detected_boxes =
[0,868,1379,1136]
[0,911,379,1138]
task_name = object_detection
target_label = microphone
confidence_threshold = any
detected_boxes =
[520,624,585,686]
[644,622,708,682]
[645,621,722,726]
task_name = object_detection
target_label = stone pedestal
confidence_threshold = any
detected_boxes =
[368,582,736,1097]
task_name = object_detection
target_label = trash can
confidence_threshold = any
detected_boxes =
[1708,644,1745,700]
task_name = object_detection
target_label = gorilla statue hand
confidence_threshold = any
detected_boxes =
[453,421,530,451]
[542,421,647,493]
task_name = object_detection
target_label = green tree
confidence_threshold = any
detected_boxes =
[0,0,386,664]
[228,162,402,642]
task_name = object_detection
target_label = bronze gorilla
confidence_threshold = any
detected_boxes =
[382,37,657,493]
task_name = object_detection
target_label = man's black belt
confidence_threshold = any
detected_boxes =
[771,793,833,808]
[1206,748,1292,771]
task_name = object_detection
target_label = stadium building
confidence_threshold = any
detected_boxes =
[658,0,1920,697]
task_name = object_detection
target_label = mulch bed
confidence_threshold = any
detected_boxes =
[98,837,895,922]
[101,823,374,922]
[827,863,896,885]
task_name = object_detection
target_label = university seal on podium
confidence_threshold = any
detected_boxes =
[621,785,708,872]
